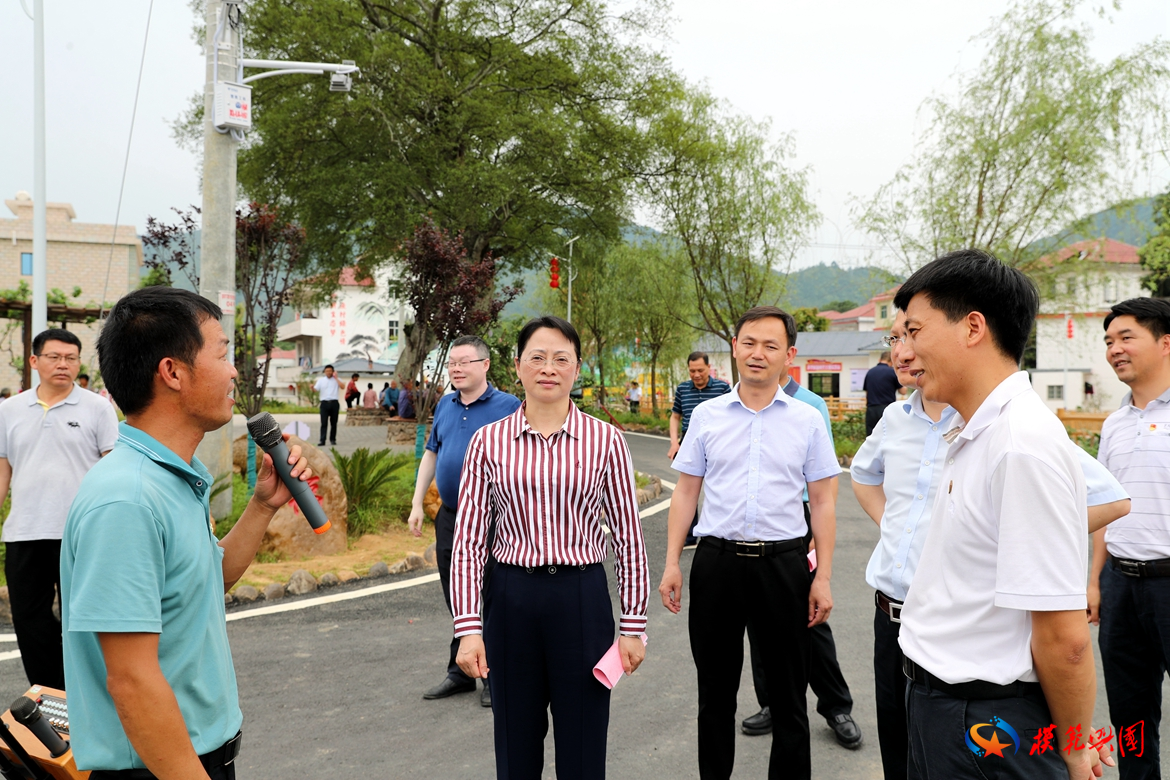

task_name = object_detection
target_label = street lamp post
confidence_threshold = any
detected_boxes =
[565,235,579,323]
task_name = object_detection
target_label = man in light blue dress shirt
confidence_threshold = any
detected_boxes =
[659,306,840,780]
[852,311,1131,780]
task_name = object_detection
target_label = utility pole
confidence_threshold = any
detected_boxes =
[565,235,579,323]
[197,0,240,517]
[31,0,47,388]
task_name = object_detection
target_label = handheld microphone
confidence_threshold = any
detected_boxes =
[246,412,332,534]
[9,698,67,758]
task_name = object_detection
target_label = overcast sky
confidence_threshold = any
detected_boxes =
[1,0,1167,271]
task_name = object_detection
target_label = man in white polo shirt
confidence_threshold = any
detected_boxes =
[893,250,1109,780]
[0,328,118,689]
[1093,296,1170,779]
[854,311,1130,780]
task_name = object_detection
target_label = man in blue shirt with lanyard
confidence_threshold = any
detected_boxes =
[409,335,520,706]
[668,352,732,547]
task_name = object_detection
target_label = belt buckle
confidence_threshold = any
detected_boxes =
[736,541,764,558]
[224,732,242,765]
[1117,559,1141,577]
[888,602,902,623]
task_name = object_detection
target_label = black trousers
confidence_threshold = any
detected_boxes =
[5,540,64,689]
[1099,558,1170,779]
[748,503,853,720]
[907,681,1067,779]
[865,405,884,436]
[90,764,235,780]
[317,400,339,445]
[435,504,475,686]
[690,539,811,780]
[872,603,908,780]
[483,563,613,780]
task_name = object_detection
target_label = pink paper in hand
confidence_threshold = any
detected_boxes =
[807,549,817,572]
[593,633,648,689]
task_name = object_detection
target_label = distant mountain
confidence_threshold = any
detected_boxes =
[1071,198,1157,246]
[781,263,903,310]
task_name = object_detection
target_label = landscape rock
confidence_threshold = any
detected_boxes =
[424,543,436,565]
[286,569,318,596]
[0,587,10,624]
[262,583,286,601]
[368,561,390,578]
[224,593,234,605]
[405,554,427,572]
[389,560,407,574]
[246,435,349,559]
[318,572,341,587]
[423,480,441,520]
[387,420,432,447]
[234,585,259,603]
[338,570,359,583]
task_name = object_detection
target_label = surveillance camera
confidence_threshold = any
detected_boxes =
[329,72,352,92]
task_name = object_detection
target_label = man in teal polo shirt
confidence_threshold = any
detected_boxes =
[60,287,313,779]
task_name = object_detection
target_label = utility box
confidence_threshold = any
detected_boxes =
[213,81,252,130]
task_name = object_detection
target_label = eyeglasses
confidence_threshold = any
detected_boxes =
[446,358,488,370]
[879,336,906,348]
[522,354,578,370]
[37,353,80,365]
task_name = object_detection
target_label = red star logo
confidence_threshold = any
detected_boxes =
[982,732,1010,758]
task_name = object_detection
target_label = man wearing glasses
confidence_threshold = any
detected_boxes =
[409,335,520,706]
[0,329,117,688]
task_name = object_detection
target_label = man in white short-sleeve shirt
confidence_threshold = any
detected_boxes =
[893,250,1109,780]
[314,364,342,447]
[1092,296,1170,779]
[659,306,840,780]
[0,329,118,689]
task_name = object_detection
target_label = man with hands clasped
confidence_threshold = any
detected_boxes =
[659,305,840,780]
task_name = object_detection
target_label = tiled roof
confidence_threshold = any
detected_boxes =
[1041,238,1140,266]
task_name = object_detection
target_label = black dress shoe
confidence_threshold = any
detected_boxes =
[828,713,863,749]
[480,684,492,708]
[741,706,772,736]
[422,677,477,700]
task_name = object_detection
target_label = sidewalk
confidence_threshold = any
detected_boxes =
[231,413,414,457]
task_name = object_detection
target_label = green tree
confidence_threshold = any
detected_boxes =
[643,86,819,383]
[792,307,830,333]
[819,299,858,313]
[856,0,1168,276]
[1139,191,1170,296]
[213,0,673,290]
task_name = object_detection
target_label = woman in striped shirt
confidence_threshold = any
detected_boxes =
[451,315,650,780]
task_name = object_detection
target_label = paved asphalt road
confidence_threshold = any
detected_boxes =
[0,428,1161,777]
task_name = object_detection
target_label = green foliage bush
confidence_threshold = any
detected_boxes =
[331,448,414,537]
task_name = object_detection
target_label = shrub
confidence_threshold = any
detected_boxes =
[331,448,414,535]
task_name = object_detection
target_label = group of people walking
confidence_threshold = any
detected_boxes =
[16,246,1170,779]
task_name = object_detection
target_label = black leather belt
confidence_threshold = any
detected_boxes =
[700,537,804,558]
[875,591,903,623]
[903,657,1042,700]
[1112,556,1170,578]
[91,732,241,779]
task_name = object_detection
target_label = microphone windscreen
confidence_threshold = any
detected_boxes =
[9,697,38,724]
[246,412,284,449]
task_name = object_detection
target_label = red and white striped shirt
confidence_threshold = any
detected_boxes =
[451,402,649,637]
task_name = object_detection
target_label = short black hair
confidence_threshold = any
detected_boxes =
[33,328,81,355]
[352,373,360,379]
[892,249,1037,364]
[516,316,581,361]
[1103,298,1170,340]
[687,352,710,365]
[734,306,797,349]
[450,335,490,360]
[77,373,90,381]
[324,364,334,371]
[367,382,373,389]
[98,287,222,416]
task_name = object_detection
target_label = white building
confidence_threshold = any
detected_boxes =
[277,267,407,371]
[1031,238,1147,413]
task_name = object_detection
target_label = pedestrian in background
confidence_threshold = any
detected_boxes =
[0,328,118,690]
[345,373,361,409]
[861,351,899,436]
[314,365,341,447]
[452,316,649,780]
[77,373,90,390]
[625,381,642,414]
[409,335,520,707]
[362,382,378,409]
[398,379,416,419]
[667,352,731,548]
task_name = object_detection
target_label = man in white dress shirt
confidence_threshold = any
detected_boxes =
[893,249,1110,780]
[1093,296,1170,779]
[853,311,1129,780]
[659,305,840,780]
